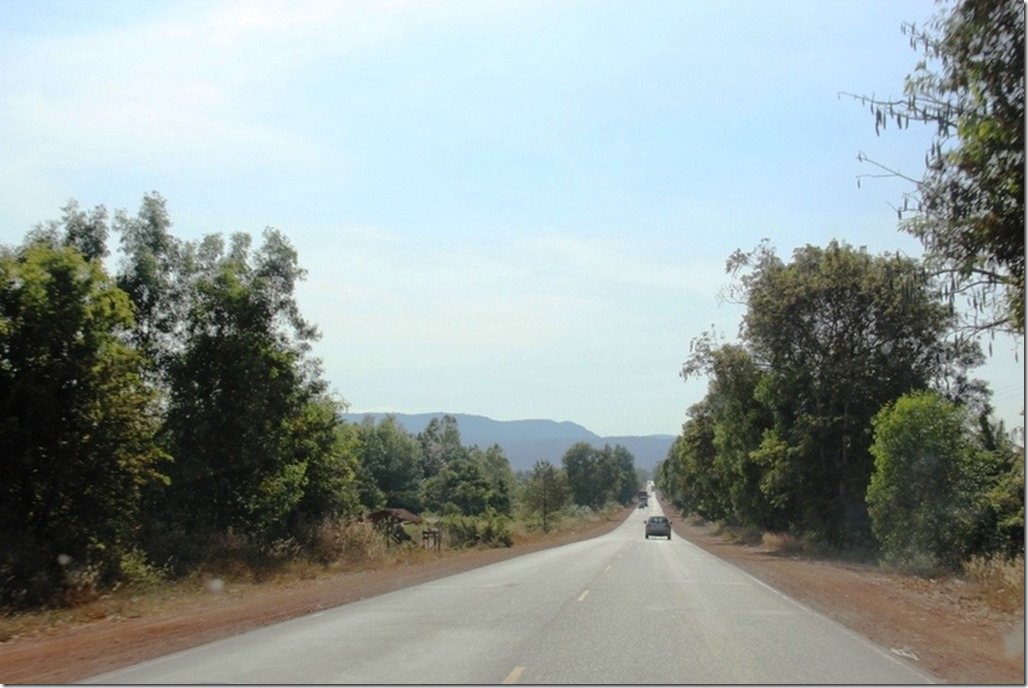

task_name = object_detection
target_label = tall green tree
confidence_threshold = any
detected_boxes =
[289,398,364,527]
[470,443,516,516]
[659,401,727,520]
[562,442,637,509]
[160,229,325,544]
[0,242,166,606]
[418,415,467,478]
[26,200,110,262]
[602,444,640,506]
[563,442,600,509]
[682,343,777,529]
[421,455,493,516]
[847,0,1025,333]
[729,241,957,546]
[521,460,571,532]
[355,415,425,512]
[114,192,188,379]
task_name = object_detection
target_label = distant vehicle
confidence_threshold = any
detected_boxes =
[637,500,647,509]
[644,515,671,539]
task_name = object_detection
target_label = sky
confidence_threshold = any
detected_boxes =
[0,0,1023,438]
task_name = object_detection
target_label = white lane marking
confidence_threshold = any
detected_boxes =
[578,590,590,602]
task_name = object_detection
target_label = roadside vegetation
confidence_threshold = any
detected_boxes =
[0,504,622,644]
[1,0,1021,623]
[0,202,640,613]
[658,0,1023,602]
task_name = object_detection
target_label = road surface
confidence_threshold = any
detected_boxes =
[84,500,934,684]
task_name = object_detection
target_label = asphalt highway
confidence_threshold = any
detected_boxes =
[83,499,935,684]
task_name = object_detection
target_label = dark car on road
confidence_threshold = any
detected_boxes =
[644,515,671,539]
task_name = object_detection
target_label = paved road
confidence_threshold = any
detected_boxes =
[84,500,935,684]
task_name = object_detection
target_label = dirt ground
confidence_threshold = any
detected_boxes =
[0,503,1023,685]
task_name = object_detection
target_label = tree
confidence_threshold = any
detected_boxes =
[845,0,1025,333]
[660,401,727,520]
[421,456,493,516]
[682,343,778,529]
[868,391,992,571]
[418,415,467,478]
[289,398,364,528]
[521,460,571,532]
[159,229,325,545]
[355,415,425,512]
[22,200,110,263]
[728,241,958,546]
[563,442,600,509]
[0,242,166,606]
[114,192,188,379]
[470,443,516,516]
[609,444,641,506]
[562,442,637,510]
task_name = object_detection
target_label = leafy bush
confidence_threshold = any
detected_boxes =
[116,549,167,590]
[441,512,513,548]
[868,391,990,572]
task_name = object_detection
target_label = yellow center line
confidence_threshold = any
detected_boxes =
[503,666,526,684]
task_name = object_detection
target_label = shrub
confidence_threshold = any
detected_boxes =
[441,512,514,548]
[868,391,987,572]
[761,532,802,554]
[964,554,1025,613]
[55,565,102,608]
[116,549,167,590]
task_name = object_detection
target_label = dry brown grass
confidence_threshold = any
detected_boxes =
[963,554,1025,614]
[0,511,615,645]
[761,531,804,555]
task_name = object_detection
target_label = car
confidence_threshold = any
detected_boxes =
[644,515,671,539]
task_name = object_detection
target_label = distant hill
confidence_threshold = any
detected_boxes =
[340,412,676,471]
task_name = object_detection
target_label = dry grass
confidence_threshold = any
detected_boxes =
[963,554,1025,614]
[716,524,763,546]
[0,511,614,644]
[761,531,804,555]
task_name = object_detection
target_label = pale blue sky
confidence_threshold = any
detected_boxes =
[1,0,1023,437]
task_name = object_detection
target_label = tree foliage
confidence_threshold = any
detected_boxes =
[845,0,1025,333]
[355,415,425,512]
[740,241,958,547]
[668,241,972,550]
[418,414,468,478]
[520,460,571,532]
[114,193,188,379]
[158,229,326,544]
[0,242,166,606]
[867,390,1023,572]
[562,442,638,510]
[1,192,658,607]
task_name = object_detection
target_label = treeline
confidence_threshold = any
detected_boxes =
[656,241,1023,572]
[657,0,1025,574]
[0,195,639,609]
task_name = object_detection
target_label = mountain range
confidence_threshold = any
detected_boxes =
[340,412,677,472]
